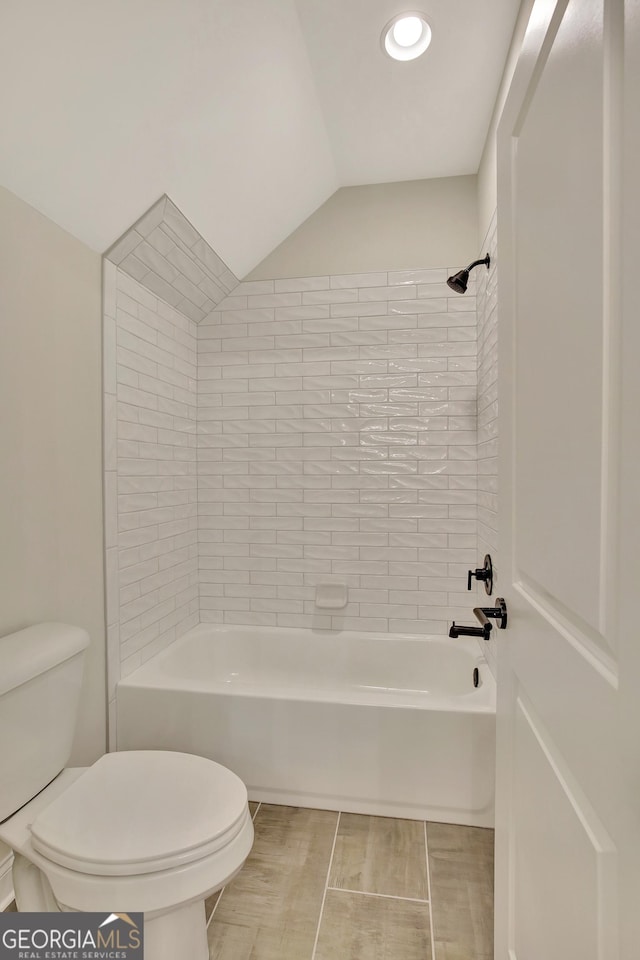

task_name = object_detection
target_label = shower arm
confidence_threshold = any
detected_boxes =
[465,255,490,272]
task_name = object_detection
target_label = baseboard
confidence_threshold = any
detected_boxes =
[247,787,495,828]
[0,851,14,910]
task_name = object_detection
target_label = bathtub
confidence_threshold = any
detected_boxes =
[117,624,496,827]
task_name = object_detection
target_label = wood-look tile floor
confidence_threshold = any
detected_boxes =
[4,802,494,959]
[207,803,494,960]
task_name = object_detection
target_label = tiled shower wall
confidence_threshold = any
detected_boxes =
[104,268,200,686]
[197,271,479,634]
[476,212,499,671]
[104,199,494,745]
[106,195,238,322]
[103,198,240,744]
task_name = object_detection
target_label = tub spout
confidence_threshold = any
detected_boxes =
[450,598,507,641]
[449,621,491,641]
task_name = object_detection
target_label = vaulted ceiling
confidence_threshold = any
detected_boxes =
[295,0,520,185]
[0,0,520,277]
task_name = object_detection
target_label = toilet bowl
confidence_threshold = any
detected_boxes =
[0,624,254,960]
[1,751,254,960]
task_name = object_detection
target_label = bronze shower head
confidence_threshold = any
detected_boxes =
[447,254,490,294]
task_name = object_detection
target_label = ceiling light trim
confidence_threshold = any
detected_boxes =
[381,12,432,61]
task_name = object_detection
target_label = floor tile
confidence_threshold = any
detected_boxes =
[329,813,428,900]
[207,805,338,960]
[427,823,494,960]
[315,889,431,960]
[205,890,221,923]
[205,802,260,923]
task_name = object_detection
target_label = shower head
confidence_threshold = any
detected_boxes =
[446,254,490,294]
[447,268,471,295]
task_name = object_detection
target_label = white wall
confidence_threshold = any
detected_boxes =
[247,178,478,281]
[0,185,106,767]
[477,0,535,243]
[197,270,478,634]
[0,0,336,278]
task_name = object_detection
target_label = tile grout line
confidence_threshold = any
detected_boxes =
[206,875,225,929]
[326,886,429,905]
[196,318,200,629]
[309,810,341,960]
[206,801,262,930]
[424,821,436,960]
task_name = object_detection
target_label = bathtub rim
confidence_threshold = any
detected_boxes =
[117,622,496,714]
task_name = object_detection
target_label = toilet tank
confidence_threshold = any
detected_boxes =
[0,623,89,822]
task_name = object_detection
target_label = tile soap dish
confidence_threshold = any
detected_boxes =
[315,582,348,610]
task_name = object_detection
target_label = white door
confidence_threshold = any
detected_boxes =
[495,0,640,958]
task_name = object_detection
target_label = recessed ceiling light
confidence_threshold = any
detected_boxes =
[382,13,432,61]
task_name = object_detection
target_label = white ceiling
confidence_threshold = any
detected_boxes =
[0,0,520,277]
[294,0,522,184]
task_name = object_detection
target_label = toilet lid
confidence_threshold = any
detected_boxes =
[29,751,249,876]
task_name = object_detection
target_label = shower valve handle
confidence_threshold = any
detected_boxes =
[467,568,485,590]
[467,554,493,595]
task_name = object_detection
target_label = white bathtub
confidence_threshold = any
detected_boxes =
[117,624,496,826]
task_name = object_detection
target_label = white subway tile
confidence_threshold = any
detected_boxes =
[275,362,332,377]
[250,320,301,337]
[275,304,332,322]
[302,316,359,333]
[388,327,448,344]
[234,280,275,296]
[416,283,452,299]
[359,285,417,302]
[247,292,302,309]
[109,261,481,648]
[277,333,330,349]
[331,301,389,318]
[331,272,387,288]
[447,296,477,312]
[360,314,418,331]
[274,276,331,293]
[388,269,447,285]
[303,288,358,305]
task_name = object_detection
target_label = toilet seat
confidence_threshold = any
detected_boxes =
[30,751,249,876]
[1,759,254,915]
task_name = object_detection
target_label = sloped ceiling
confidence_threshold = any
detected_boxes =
[294,0,522,185]
[0,0,336,278]
[0,0,520,277]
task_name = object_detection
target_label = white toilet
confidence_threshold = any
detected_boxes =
[0,623,254,960]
